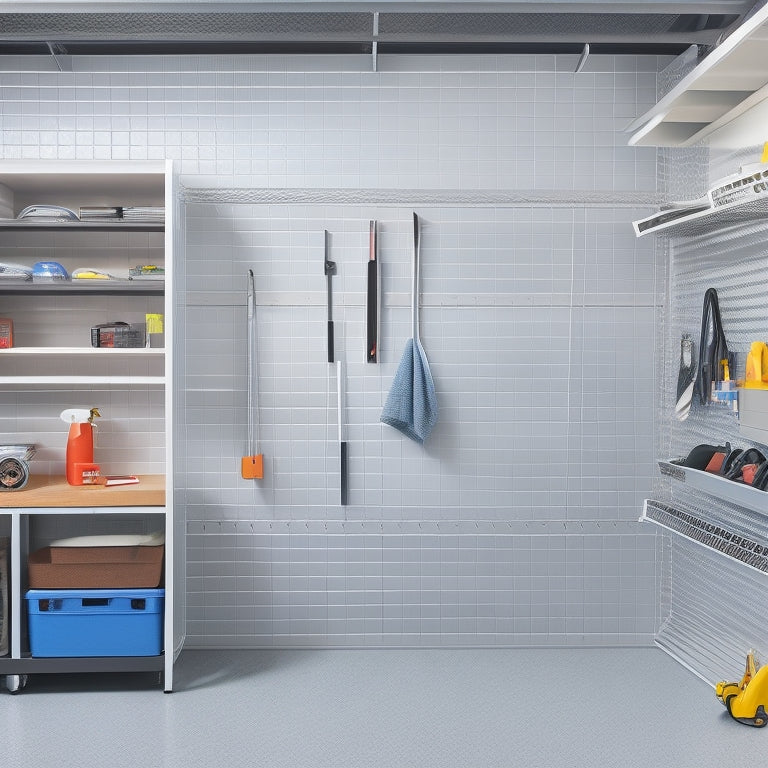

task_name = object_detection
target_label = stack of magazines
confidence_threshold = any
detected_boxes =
[79,206,165,222]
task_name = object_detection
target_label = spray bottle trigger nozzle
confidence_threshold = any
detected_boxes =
[60,408,100,424]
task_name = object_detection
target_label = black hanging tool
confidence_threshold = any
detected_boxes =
[324,229,336,363]
[337,360,347,506]
[697,287,733,405]
[366,220,379,363]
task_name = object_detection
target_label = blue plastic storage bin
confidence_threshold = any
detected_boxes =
[26,588,164,657]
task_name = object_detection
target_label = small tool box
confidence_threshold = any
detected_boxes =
[26,588,164,657]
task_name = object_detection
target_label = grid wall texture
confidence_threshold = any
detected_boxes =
[0,52,666,648]
[655,142,768,681]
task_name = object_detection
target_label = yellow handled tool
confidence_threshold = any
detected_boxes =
[745,341,768,389]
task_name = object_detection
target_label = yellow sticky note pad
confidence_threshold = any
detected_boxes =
[146,314,164,334]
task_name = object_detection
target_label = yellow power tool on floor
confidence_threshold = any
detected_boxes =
[716,651,768,727]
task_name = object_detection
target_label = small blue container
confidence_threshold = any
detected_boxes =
[26,588,164,657]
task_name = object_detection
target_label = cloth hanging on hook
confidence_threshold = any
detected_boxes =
[381,213,438,444]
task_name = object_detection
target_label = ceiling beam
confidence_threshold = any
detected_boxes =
[0,2,755,13]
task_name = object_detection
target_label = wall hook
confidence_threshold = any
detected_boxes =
[576,43,590,73]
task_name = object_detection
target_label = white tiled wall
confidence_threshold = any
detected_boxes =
[0,52,665,647]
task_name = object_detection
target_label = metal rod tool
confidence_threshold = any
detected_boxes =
[241,269,264,479]
[324,229,336,363]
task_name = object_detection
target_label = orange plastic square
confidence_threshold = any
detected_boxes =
[241,454,264,479]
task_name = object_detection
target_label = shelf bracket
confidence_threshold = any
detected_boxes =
[46,42,72,73]
[575,44,590,74]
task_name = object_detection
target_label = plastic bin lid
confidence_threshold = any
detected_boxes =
[48,531,165,548]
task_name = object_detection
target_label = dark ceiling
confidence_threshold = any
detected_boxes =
[0,8,753,57]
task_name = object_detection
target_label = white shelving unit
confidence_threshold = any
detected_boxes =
[635,162,768,569]
[0,160,184,693]
[628,4,768,147]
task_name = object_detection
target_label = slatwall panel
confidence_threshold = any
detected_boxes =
[181,204,657,522]
[0,52,667,647]
[654,142,768,681]
[657,536,768,685]
[186,520,658,648]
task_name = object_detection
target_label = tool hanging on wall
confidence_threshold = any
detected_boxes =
[696,287,735,407]
[241,269,264,479]
[337,360,348,506]
[324,230,336,363]
[675,333,695,421]
[366,220,380,363]
[745,341,768,389]
[380,212,438,444]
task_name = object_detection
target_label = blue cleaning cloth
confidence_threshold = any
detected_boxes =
[381,338,438,444]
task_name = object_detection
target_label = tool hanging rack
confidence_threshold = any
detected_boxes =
[641,499,768,574]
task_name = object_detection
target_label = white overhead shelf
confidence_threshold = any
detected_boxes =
[0,347,164,355]
[628,5,768,147]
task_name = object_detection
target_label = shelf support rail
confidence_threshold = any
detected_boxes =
[641,499,768,574]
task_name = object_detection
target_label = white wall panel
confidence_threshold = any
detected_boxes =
[0,52,665,647]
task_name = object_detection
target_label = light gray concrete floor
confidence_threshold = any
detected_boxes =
[1,647,762,767]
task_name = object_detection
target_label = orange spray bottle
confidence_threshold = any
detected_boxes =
[60,407,101,485]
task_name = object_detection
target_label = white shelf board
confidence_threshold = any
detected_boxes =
[0,347,164,355]
[628,5,768,147]
[0,159,167,193]
[4,506,167,516]
[634,194,768,237]
[0,376,166,385]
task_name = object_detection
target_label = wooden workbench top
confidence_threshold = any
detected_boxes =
[0,475,165,508]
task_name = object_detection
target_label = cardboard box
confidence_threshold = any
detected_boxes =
[28,544,164,589]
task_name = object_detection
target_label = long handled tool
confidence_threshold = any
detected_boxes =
[337,360,347,505]
[366,220,379,363]
[324,230,336,363]
[241,269,264,479]
[380,212,438,444]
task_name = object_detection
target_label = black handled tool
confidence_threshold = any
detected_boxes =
[324,229,336,363]
[366,220,379,363]
[337,360,347,505]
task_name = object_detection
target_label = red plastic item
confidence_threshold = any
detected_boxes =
[66,423,100,486]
